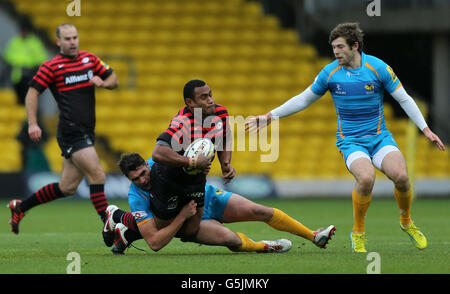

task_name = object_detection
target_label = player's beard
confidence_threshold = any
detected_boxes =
[61,44,78,57]
[342,51,358,68]
[204,104,215,116]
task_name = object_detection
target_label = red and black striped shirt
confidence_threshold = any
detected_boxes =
[28,50,113,130]
[157,104,232,154]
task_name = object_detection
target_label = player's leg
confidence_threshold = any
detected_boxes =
[70,146,108,221]
[178,206,203,239]
[346,151,375,252]
[374,147,411,226]
[194,219,242,249]
[194,220,291,253]
[373,147,427,249]
[59,156,85,195]
[7,157,80,234]
[222,193,316,242]
[348,154,376,233]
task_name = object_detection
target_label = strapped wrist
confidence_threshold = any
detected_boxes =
[188,157,197,168]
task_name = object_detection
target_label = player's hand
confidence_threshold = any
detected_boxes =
[90,76,104,87]
[423,127,446,151]
[196,153,213,171]
[202,164,211,175]
[28,124,42,142]
[180,200,197,219]
[244,112,272,134]
[221,162,235,184]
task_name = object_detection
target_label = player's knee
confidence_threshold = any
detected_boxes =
[88,167,106,184]
[225,232,242,249]
[59,183,77,196]
[249,204,273,221]
[391,170,409,189]
[357,173,375,191]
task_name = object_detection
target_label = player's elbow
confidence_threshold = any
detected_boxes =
[109,81,118,89]
[152,145,165,163]
[106,79,119,90]
[105,73,119,89]
[147,241,164,252]
[149,244,162,252]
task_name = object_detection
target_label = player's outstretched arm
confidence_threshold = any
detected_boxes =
[245,87,321,133]
[422,127,445,151]
[244,112,272,134]
[391,86,445,151]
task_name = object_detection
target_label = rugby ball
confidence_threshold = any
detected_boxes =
[183,138,215,175]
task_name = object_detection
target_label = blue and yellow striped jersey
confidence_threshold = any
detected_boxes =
[311,52,402,138]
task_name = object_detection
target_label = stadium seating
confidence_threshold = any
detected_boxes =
[3,0,448,180]
[0,89,24,171]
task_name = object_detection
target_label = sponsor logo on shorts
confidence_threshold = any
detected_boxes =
[168,196,178,210]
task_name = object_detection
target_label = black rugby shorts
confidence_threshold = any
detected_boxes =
[57,122,95,159]
[149,164,205,220]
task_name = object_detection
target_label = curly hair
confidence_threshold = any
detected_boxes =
[329,22,364,53]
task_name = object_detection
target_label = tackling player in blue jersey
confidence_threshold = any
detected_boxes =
[102,152,335,254]
[246,22,445,253]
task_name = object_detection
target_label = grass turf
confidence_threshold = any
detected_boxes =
[0,197,449,274]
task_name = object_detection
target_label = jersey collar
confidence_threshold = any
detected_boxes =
[343,52,366,73]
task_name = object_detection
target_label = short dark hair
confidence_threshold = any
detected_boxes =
[183,79,206,101]
[117,153,146,176]
[329,22,364,53]
[56,23,76,39]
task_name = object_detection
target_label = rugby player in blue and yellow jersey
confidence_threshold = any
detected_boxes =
[246,23,445,252]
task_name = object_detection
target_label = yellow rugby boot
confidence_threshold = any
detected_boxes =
[400,222,427,250]
[350,232,367,253]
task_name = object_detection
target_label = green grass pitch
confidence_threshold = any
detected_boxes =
[1,197,449,274]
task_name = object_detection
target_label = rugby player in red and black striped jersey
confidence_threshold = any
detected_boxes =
[8,24,118,245]
[149,79,235,239]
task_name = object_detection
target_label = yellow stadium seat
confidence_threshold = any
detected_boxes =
[8,0,445,177]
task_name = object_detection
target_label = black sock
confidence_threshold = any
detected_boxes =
[124,229,142,243]
[112,209,142,241]
[20,182,65,213]
[89,184,108,221]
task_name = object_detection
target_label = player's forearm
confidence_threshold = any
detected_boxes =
[102,72,118,89]
[391,86,428,131]
[25,87,40,125]
[152,143,190,168]
[270,87,321,119]
[145,215,187,252]
[217,150,232,167]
